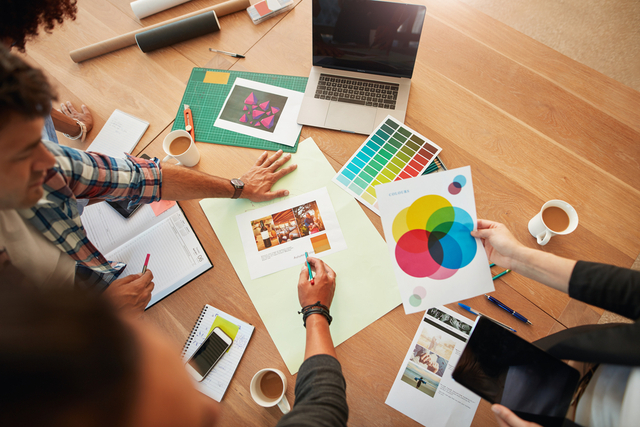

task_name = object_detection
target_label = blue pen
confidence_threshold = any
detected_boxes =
[484,294,532,325]
[458,303,517,333]
[305,252,314,283]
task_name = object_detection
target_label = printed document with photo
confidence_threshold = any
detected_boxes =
[236,187,347,279]
[214,78,303,147]
[386,306,480,427]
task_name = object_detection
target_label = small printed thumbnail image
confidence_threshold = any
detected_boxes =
[251,215,280,251]
[417,325,456,361]
[251,201,330,253]
[426,307,473,336]
[219,85,288,133]
[401,361,442,398]
[410,344,448,378]
[291,201,325,237]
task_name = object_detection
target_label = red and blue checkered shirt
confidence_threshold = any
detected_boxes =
[18,141,162,288]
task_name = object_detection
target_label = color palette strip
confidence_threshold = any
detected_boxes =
[332,115,442,215]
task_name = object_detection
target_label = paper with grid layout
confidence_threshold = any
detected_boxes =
[332,115,442,215]
[172,68,307,153]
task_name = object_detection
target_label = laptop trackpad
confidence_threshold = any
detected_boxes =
[325,102,376,134]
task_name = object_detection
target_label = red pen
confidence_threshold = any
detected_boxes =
[183,104,195,141]
[141,253,150,274]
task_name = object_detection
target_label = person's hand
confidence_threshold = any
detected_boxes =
[298,257,336,308]
[60,101,94,134]
[492,405,542,427]
[103,270,154,315]
[239,150,297,202]
[470,219,526,269]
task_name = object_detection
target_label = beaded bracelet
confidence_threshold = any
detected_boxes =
[62,120,87,143]
[298,301,332,327]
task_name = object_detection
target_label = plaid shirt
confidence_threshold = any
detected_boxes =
[18,141,162,289]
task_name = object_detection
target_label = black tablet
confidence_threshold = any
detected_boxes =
[452,316,580,427]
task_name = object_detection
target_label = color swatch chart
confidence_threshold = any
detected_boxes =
[332,116,442,215]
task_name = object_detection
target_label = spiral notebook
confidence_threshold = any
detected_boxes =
[181,304,254,402]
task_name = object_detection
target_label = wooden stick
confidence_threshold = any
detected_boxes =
[70,0,250,63]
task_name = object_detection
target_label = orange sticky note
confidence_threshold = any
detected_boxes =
[150,200,176,216]
[204,71,230,85]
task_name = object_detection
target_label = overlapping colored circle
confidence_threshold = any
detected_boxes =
[448,175,466,195]
[392,191,477,306]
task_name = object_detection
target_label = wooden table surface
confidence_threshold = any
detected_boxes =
[20,0,640,425]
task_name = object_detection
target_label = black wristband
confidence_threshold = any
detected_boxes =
[298,301,333,327]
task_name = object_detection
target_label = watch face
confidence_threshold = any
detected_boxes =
[231,178,244,189]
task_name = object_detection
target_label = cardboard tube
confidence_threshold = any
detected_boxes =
[135,11,220,52]
[70,0,250,63]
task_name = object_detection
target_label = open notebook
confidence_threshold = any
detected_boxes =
[82,202,212,307]
[182,304,254,402]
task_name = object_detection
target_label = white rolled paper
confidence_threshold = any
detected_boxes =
[131,0,193,19]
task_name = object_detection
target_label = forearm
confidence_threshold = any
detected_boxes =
[50,109,81,135]
[160,163,234,200]
[510,247,576,294]
[304,315,337,360]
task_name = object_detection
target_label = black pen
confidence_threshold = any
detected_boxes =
[484,294,532,325]
[209,48,245,58]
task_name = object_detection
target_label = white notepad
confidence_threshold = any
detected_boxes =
[181,305,255,402]
[81,203,212,307]
[86,109,149,158]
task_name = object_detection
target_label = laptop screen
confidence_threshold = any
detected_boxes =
[312,0,426,78]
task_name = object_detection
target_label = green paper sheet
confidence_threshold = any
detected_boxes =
[200,138,401,374]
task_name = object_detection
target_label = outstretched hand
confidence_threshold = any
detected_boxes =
[103,270,154,316]
[298,257,336,309]
[470,219,526,269]
[60,101,94,134]
[240,150,297,202]
[492,405,542,427]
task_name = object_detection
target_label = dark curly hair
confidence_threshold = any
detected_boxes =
[1,0,77,52]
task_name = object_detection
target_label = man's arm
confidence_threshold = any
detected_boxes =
[161,150,297,202]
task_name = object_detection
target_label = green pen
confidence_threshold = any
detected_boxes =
[492,269,511,280]
[305,252,314,283]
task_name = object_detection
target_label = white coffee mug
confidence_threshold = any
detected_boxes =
[162,130,200,167]
[528,200,579,245]
[250,368,290,414]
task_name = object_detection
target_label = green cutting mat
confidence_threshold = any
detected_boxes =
[172,68,308,153]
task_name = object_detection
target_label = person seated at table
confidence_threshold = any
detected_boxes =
[1,0,94,144]
[471,219,640,427]
[0,46,296,314]
[0,257,348,427]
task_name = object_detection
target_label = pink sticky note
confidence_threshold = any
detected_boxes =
[150,200,176,216]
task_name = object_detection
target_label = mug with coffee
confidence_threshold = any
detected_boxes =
[528,200,579,245]
[162,130,200,167]
[250,368,290,414]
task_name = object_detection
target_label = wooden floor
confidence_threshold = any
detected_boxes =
[18,0,640,426]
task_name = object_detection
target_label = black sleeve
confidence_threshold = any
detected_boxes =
[276,354,349,427]
[569,261,640,319]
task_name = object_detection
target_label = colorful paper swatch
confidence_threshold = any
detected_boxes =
[332,116,442,215]
[310,233,331,253]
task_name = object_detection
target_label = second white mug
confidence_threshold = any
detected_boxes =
[250,368,290,414]
[528,200,579,245]
[162,129,200,167]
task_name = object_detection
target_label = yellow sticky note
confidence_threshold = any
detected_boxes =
[208,315,240,352]
[204,71,230,85]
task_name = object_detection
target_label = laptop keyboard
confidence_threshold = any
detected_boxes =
[314,74,399,109]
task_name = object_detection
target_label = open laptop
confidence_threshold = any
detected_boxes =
[297,0,426,135]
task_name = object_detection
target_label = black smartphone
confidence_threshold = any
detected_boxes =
[185,327,233,382]
[452,316,580,427]
[106,153,151,219]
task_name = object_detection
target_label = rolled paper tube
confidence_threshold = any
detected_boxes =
[131,0,193,20]
[135,11,220,52]
[69,0,250,62]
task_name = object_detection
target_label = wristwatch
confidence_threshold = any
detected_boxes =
[230,178,245,199]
